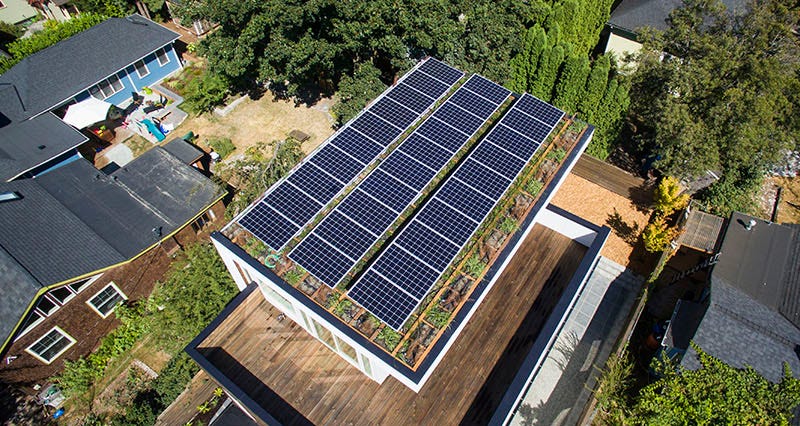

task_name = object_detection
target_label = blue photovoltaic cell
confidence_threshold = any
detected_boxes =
[330,127,384,164]
[349,271,417,330]
[309,144,365,183]
[415,198,476,245]
[434,102,486,136]
[516,94,564,127]
[238,202,300,250]
[447,89,498,120]
[501,109,551,143]
[337,189,397,235]
[485,124,539,159]
[437,179,495,222]
[380,151,436,191]
[312,211,376,261]
[387,82,434,113]
[454,159,511,200]
[416,118,469,152]
[370,97,419,130]
[287,162,344,202]
[463,75,512,105]
[470,141,527,180]
[418,58,464,85]
[359,170,418,212]
[289,234,355,286]
[372,245,440,299]
[396,220,460,271]
[351,112,403,146]
[402,70,449,99]
[398,134,453,170]
[264,182,322,225]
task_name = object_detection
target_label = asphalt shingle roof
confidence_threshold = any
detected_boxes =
[609,0,747,33]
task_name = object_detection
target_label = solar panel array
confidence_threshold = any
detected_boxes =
[289,75,511,288]
[349,94,565,330]
[237,58,464,250]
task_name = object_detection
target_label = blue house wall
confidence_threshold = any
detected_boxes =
[72,44,181,107]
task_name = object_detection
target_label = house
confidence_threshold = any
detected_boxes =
[0,14,181,180]
[0,138,226,387]
[0,0,38,26]
[25,0,77,22]
[604,0,747,60]
[185,58,636,425]
[661,211,800,382]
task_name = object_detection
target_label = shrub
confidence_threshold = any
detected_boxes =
[526,179,544,195]
[207,137,235,159]
[547,147,567,163]
[642,217,677,253]
[499,216,518,233]
[377,327,401,351]
[464,255,486,278]
[284,266,306,285]
[332,62,387,126]
[183,71,229,114]
[426,305,451,329]
[653,176,689,216]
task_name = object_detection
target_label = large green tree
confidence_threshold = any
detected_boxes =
[630,0,800,215]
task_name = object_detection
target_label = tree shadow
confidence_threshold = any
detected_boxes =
[606,208,642,245]
[628,181,655,214]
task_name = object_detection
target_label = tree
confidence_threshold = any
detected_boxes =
[331,62,387,126]
[642,216,677,252]
[552,52,589,113]
[579,55,610,118]
[653,176,690,216]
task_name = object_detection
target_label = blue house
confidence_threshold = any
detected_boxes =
[0,14,181,181]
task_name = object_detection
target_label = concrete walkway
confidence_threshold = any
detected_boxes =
[508,257,642,426]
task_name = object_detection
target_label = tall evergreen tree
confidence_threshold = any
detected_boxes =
[553,52,589,113]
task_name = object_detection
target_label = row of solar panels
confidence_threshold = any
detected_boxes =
[239,58,464,251]
[288,75,512,288]
[349,94,565,330]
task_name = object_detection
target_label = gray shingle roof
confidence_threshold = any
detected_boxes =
[609,0,748,33]
[162,137,204,165]
[0,14,179,119]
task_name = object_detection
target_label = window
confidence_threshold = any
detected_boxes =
[191,212,213,232]
[156,47,170,66]
[336,337,357,362]
[26,327,76,364]
[87,282,127,318]
[361,354,372,377]
[68,277,94,294]
[258,280,294,313]
[36,296,58,317]
[313,320,336,350]
[16,311,44,340]
[49,286,75,305]
[134,59,149,78]
[89,75,124,100]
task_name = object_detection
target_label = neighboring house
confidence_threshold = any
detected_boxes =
[165,0,212,36]
[186,59,630,425]
[27,0,78,22]
[0,139,226,387]
[0,14,181,181]
[662,211,800,383]
[0,0,38,26]
[604,0,747,59]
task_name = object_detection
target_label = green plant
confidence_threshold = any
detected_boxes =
[642,217,677,253]
[213,387,224,398]
[334,299,353,317]
[243,237,266,258]
[425,305,451,329]
[653,176,689,216]
[284,266,305,285]
[547,147,567,163]
[594,347,634,425]
[377,327,401,351]
[207,137,235,159]
[197,401,212,414]
[182,70,229,114]
[499,216,518,233]
[525,179,544,196]
[464,255,486,278]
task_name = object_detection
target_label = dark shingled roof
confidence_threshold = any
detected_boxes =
[162,137,204,165]
[0,14,179,119]
[0,113,88,181]
[0,148,224,350]
[210,400,259,426]
[609,0,747,33]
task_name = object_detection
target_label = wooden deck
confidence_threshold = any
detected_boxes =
[572,154,650,205]
[195,225,586,425]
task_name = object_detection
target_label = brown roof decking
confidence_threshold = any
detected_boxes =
[194,225,586,425]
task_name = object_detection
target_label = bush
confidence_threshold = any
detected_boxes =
[464,255,486,278]
[653,176,689,216]
[426,306,451,329]
[183,71,229,114]
[207,137,235,159]
[377,327,401,351]
[526,179,544,195]
[152,352,200,407]
[642,217,677,253]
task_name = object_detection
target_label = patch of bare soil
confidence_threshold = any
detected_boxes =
[170,92,336,158]
[551,173,652,275]
[769,176,800,224]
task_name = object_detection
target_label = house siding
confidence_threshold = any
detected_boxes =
[0,199,225,390]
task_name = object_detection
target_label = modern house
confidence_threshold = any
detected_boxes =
[186,58,629,424]
[0,0,38,26]
[662,211,800,383]
[0,139,226,387]
[0,14,181,180]
[604,0,747,59]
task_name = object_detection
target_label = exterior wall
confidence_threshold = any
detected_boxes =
[0,0,38,25]
[72,43,181,108]
[604,31,643,60]
[0,199,225,390]
[536,207,598,246]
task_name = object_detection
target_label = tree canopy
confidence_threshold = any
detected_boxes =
[629,0,800,215]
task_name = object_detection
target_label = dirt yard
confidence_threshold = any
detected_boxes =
[762,176,800,224]
[551,173,652,275]
[170,94,336,158]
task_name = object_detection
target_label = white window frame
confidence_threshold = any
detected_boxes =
[134,59,150,78]
[15,311,45,342]
[89,74,124,100]
[86,282,127,318]
[14,274,102,341]
[25,326,76,364]
[156,47,170,66]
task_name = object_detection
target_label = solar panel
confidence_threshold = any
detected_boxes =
[448,89,499,120]
[337,189,397,235]
[418,58,464,85]
[351,94,565,330]
[463,75,512,105]
[237,60,462,251]
[290,234,355,285]
[290,74,510,288]
[398,134,453,170]
[416,118,469,152]
[515,94,565,127]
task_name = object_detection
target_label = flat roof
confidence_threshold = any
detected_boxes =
[191,225,587,424]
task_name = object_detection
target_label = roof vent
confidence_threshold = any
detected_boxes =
[746,219,757,231]
[0,191,22,203]
[37,145,46,150]
[126,16,148,26]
